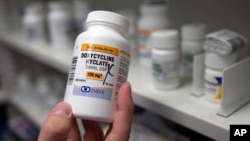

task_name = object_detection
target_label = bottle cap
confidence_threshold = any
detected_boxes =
[181,23,206,41]
[86,10,129,34]
[49,1,67,11]
[203,29,247,56]
[72,0,90,14]
[152,49,180,61]
[25,2,44,14]
[205,52,238,70]
[151,29,179,49]
[181,40,204,54]
[140,4,167,15]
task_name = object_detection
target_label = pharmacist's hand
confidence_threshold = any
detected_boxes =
[38,82,134,141]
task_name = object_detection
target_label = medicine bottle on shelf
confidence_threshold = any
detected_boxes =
[138,0,170,67]
[64,11,131,122]
[47,1,73,48]
[151,29,180,90]
[22,3,46,43]
[181,23,206,78]
[203,29,246,103]
[72,0,90,32]
[204,52,238,103]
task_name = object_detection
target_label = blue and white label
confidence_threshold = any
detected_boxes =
[73,85,112,100]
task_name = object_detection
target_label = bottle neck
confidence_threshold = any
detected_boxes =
[86,22,127,37]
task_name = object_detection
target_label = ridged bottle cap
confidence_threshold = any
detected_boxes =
[140,4,167,15]
[181,23,206,41]
[86,10,129,34]
[151,29,179,49]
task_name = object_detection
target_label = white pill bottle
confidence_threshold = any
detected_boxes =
[151,30,181,90]
[138,0,169,67]
[64,11,131,122]
[47,1,72,48]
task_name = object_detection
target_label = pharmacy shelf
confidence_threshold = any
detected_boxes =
[0,32,73,73]
[128,61,250,141]
[0,89,46,126]
[1,33,250,141]
[9,93,49,127]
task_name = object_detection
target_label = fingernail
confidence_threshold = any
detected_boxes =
[52,103,72,117]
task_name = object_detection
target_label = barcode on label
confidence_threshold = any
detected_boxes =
[67,57,78,85]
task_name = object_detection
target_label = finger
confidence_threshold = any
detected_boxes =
[38,102,72,141]
[105,82,134,141]
[82,120,104,141]
[67,118,81,141]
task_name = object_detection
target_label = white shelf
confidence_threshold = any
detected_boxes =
[1,33,250,141]
[0,32,73,73]
[128,60,250,141]
[9,93,49,126]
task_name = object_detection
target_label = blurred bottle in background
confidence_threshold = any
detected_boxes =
[47,0,74,48]
[180,23,206,79]
[138,0,170,67]
[72,0,90,33]
[22,2,47,44]
[117,9,138,59]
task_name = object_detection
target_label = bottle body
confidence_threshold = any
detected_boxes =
[72,0,90,32]
[47,2,73,48]
[138,4,169,67]
[150,29,180,90]
[204,68,223,103]
[204,52,237,103]
[181,23,206,78]
[22,4,46,43]
[64,17,130,122]
[152,49,180,90]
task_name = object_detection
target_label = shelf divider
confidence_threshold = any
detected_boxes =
[217,57,250,117]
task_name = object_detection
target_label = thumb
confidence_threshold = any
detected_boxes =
[38,102,72,141]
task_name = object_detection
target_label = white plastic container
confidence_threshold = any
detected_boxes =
[64,11,131,122]
[204,68,223,103]
[47,1,73,48]
[138,1,169,67]
[22,3,46,43]
[203,29,247,103]
[181,23,206,78]
[204,48,238,103]
[151,29,180,90]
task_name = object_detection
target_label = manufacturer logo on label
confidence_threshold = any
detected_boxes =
[81,86,90,92]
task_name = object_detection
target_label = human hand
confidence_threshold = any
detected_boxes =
[38,82,134,141]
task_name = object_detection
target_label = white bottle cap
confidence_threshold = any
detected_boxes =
[181,23,206,41]
[152,49,180,61]
[72,0,90,15]
[25,2,44,14]
[140,4,167,16]
[49,1,67,11]
[86,10,129,34]
[151,29,179,49]
[181,40,204,54]
[205,52,238,70]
